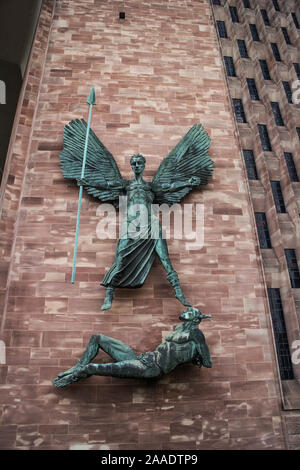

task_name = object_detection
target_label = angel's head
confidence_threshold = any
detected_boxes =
[130,154,146,176]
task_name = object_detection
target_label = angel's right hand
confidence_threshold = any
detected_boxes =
[77,177,88,186]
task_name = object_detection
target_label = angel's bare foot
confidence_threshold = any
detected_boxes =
[101,287,114,310]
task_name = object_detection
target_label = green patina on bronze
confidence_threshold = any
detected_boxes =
[53,307,212,387]
[60,119,213,310]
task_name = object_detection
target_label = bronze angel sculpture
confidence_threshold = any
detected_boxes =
[60,120,213,310]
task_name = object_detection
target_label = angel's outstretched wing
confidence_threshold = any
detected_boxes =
[60,119,124,206]
[152,124,213,205]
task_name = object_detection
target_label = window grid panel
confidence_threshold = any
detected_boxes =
[285,249,300,288]
[271,102,284,126]
[284,152,299,182]
[271,43,281,61]
[243,149,258,180]
[282,81,293,104]
[224,56,236,77]
[249,23,260,41]
[292,12,299,29]
[267,288,294,381]
[281,27,292,45]
[258,124,272,151]
[261,9,270,26]
[271,181,286,213]
[259,59,271,80]
[237,39,249,58]
[217,20,228,38]
[229,6,239,23]
[233,98,247,123]
[255,213,272,248]
[247,78,259,100]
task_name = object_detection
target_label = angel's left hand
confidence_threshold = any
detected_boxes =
[188,176,201,186]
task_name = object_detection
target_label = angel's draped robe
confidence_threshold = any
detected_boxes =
[101,182,161,288]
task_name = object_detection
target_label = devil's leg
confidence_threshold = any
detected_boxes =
[94,334,138,362]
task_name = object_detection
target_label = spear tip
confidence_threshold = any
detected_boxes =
[86,86,96,105]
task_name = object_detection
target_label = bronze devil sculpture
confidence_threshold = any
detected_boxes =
[60,119,213,310]
[53,307,212,387]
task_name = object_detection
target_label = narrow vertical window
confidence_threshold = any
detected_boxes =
[259,59,271,80]
[237,39,249,58]
[281,27,292,45]
[272,0,280,12]
[249,24,260,41]
[258,124,272,151]
[261,9,270,26]
[271,43,281,61]
[255,213,272,248]
[270,102,284,126]
[243,0,250,8]
[297,128,300,140]
[233,99,247,123]
[282,81,293,104]
[243,149,258,180]
[292,13,299,29]
[229,6,239,23]
[271,181,286,213]
[217,20,228,38]
[284,153,299,182]
[285,249,300,288]
[267,288,294,381]
[224,56,236,77]
[246,78,259,100]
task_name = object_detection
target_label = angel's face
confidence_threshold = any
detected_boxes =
[130,157,145,176]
